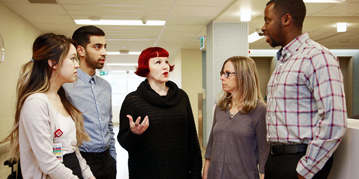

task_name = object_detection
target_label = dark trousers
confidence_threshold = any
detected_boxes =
[63,152,83,179]
[18,152,86,179]
[265,152,333,179]
[80,149,116,179]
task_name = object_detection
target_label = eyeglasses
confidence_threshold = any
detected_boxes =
[220,71,236,78]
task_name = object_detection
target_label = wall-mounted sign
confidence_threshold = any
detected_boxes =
[200,36,205,50]
[100,71,108,76]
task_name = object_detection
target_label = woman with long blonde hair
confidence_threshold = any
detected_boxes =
[1,33,95,179]
[203,56,270,179]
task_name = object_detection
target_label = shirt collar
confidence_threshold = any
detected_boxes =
[77,68,97,84]
[278,33,309,62]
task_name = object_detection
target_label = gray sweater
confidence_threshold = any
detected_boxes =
[205,100,269,179]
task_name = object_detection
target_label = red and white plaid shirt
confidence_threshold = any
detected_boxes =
[266,33,347,178]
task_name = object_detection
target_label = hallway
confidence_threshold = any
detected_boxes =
[114,125,129,179]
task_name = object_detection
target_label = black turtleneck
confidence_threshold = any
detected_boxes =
[117,79,202,179]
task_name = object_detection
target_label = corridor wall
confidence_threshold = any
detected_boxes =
[0,1,40,178]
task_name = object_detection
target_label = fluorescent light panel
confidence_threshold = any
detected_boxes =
[107,52,141,55]
[129,52,141,55]
[107,63,138,66]
[74,20,165,26]
[107,52,120,55]
[248,32,265,43]
[111,70,135,73]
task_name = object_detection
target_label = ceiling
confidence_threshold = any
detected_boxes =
[1,0,359,72]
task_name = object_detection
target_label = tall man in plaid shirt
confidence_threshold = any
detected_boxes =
[261,0,347,178]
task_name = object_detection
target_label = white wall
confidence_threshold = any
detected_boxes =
[181,49,202,130]
[170,51,182,88]
[0,1,40,178]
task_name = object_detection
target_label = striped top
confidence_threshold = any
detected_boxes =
[266,33,347,178]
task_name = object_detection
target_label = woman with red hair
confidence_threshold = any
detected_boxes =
[117,47,202,179]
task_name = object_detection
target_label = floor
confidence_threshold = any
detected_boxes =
[113,125,129,179]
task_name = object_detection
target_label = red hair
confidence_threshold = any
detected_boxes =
[135,47,174,77]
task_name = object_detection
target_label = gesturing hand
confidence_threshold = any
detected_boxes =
[128,115,149,135]
[297,173,305,179]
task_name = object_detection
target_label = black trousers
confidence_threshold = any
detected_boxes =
[265,152,333,179]
[80,149,116,179]
[63,152,83,179]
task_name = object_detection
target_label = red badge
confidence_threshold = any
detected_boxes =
[54,129,63,138]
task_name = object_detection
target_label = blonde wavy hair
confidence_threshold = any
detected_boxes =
[217,56,264,114]
[0,33,90,162]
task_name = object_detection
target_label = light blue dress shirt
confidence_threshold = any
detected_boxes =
[63,68,116,160]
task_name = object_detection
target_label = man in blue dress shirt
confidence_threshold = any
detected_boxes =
[63,25,116,179]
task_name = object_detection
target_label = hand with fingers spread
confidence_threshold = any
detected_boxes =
[128,115,149,135]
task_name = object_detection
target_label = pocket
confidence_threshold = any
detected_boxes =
[275,72,304,102]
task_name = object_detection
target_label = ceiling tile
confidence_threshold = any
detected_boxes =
[305,3,336,15]
[22,15,74,24]
[67,10,168,18]
[3,2,66,15]
[32,23,78,32]
[163,25,204,32]
[57,0,175,6]
[171,6,225,17]
[63,4,172,11]
[176,0,234,6]
[166,16,213,25]
[160,31,200,38]
[315,2,359,15]
[0,0,357,68]
[0,0,28,2]
[216,0,265,21]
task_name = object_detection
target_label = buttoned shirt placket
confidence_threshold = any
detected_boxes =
[267,48,288,140]
[90,77,106,151]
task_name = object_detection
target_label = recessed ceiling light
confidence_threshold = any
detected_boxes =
[74,20,165,26]
[240,12,251,22]
[337,22,347,32]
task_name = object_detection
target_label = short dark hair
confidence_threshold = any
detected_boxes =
[135,47,174,77]
[72,25,105,48]
[267,0,306,30]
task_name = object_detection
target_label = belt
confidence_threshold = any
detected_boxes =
[80,148,109,159]
[270,143,308,154]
